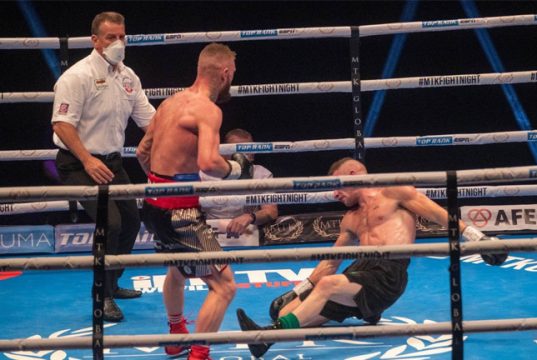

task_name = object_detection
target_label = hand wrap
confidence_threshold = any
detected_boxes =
[231,153,254,179]
[223,160,241,179]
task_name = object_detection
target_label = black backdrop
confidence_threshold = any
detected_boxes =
[2,1,537,220]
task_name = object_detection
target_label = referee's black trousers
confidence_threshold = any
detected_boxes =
[56,149,140,298]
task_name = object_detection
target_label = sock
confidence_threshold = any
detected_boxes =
[168,313,183,324]
[277,313,300,329]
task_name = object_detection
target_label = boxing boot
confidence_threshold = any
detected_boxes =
[237,308,275,358]
[363,313,382,325]
[188,345,211,360]
[165,317,190,356]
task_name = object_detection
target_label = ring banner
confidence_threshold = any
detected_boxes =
[260,211,456,245]
[54,223,155,253]
[3,205,537,255]
[54,220,258,252]
[261,211,343,245]
[461,205,537,231]
[0,225,54,254]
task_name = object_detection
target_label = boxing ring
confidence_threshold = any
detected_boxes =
[1,13,537,360]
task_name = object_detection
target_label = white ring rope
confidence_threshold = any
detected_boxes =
[198,184,537,202]
[2,184,537,216]
[2,130,536,161]
[0,239,534,271]
[1,165,536,203]
[0,14,535,50]
[3,70,536,103]
[0,317,536,351]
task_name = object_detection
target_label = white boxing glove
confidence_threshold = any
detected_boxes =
[223,160,241,179]
[461,225,486,242]
[461,226,507,266]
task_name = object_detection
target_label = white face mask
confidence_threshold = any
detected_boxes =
[102,39,125,65]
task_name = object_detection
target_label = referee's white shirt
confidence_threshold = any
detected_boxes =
[51,49,155,155]
[200,164,273,219]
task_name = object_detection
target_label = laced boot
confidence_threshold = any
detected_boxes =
[165,317,190,356]
[188,345,211,360]
[236,308,277,358]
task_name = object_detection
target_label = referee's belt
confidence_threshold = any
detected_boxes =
[91,152,121,161]
[59,148,121,161]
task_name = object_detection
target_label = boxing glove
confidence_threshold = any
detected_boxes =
[231,153,253,179]
[223,153,253,180]
[269,278,313,320]
[461,226,508,266]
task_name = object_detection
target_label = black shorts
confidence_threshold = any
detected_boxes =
[320,259,410,322]
[143,202,225,277]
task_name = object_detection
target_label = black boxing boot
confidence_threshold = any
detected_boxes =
[237,309,275,358]
[363,313,382,325]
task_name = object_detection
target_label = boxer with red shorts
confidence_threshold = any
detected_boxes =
[136,43,246,360]
[143,172,226,278]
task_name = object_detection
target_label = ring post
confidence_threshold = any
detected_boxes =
[59,36,69,73]
[92,185,108,360]
[350,26,364,162]
[68,199,78,223]
[447,171,463,359]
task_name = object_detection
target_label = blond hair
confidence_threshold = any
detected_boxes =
[328,157,361,175]
[198,43,236,79]
[224,128,252,143]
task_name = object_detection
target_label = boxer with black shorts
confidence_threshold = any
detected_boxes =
[136,43,248,360]
[321,258,410,322]
[237,157,507,358]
